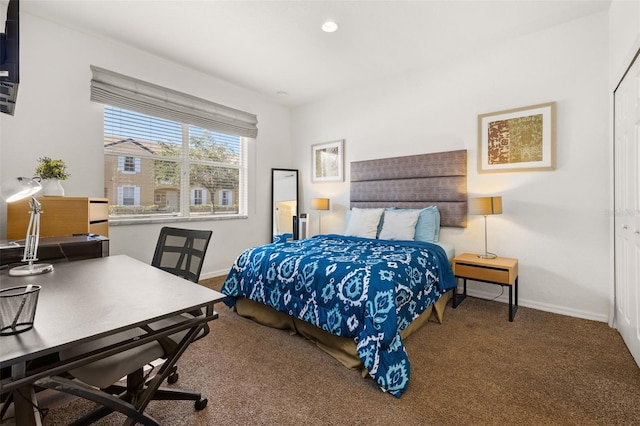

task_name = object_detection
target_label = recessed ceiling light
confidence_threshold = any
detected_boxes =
[321,21,338,33]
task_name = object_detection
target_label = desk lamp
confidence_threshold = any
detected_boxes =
[311,198,330,234]
[469,196,502,259]
[2,177,54,276]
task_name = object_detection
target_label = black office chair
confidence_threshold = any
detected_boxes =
[49,227,213,425]
[152,226,212,284]
[150,226,213,383]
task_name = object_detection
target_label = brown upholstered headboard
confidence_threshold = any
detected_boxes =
[350,149,468,227]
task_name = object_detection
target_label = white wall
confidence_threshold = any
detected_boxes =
[610,0,640,85]
[0,8,622,322]
[0,12,292,277]
[291,12,611,321]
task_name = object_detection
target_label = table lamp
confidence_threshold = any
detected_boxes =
[2,177,54,276]
[469,196,502,259]
[311,198,330,234]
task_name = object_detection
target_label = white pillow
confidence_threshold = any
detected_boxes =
[378,209,420,241]
[344,208,385,239]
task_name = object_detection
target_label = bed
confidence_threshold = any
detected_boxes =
[222,149,467,397]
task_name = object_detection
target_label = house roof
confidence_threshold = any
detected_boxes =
[104,137,156,154]
[104,136,158,154]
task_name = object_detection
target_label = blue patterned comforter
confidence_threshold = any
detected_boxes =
[221,234,456,397]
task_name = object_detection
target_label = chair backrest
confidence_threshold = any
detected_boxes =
[151,227,212,283]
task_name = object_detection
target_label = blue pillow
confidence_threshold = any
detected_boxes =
[394,206,440,242]
[417,206,440,242]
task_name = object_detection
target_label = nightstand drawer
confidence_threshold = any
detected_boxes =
[454,263,510,285]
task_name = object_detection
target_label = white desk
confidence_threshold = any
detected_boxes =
[0,255,225,425]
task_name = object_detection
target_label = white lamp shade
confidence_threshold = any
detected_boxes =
[2,177,42,203]
[469,196,502,216]
[311,198,330,211]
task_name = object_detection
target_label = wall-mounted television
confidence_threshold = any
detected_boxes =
[0,0,19,115]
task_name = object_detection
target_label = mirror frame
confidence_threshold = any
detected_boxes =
[271,168,299,242]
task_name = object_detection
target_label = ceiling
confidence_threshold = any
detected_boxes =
[22,0,611,108]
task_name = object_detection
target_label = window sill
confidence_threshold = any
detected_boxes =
[109,214,247,226]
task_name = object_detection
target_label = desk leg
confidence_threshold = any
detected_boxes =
[12,386,42,426]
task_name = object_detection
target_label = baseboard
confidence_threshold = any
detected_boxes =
[200,269,230,280]
[464,287,609,323]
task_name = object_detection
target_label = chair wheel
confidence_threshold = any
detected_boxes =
[167,372,179,384]
[195,397,208,411]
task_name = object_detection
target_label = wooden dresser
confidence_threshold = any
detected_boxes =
[7,196,109,239]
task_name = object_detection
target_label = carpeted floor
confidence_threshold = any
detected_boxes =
[24,277,640,425]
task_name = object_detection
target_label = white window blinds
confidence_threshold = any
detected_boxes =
[90,66,258,138]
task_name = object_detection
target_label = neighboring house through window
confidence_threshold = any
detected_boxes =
[103,107,246,218]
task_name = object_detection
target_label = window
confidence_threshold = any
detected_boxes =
[118,156,140,174]
[122,187,134,205]
[118,185,140,206]
[91,66,257,221]
[104,106,247,219]
[219,190,233,206]
[191,188,206,205]
[124,157,135,172]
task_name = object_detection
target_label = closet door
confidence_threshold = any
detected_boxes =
[614,50,640,367]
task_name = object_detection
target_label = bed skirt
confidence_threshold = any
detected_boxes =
[234,291,452,370]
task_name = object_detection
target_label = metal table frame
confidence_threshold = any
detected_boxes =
[0,255,225,425]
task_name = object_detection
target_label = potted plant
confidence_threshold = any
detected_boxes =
[34,157,70,196]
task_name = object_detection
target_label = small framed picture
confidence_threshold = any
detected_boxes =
[311,139,344,182]
[478,102,556,173]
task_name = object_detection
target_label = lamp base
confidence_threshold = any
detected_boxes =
[478,253,497,259]
[9,263,54,276]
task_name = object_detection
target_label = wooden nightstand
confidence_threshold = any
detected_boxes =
[451,253,519,321]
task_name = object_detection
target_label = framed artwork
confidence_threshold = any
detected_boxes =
[478,102,556,173]
[312,139,344,182]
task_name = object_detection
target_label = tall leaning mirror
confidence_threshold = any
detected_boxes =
[271,168,299,243]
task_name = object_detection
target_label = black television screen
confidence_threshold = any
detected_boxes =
[0,0,19,115]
